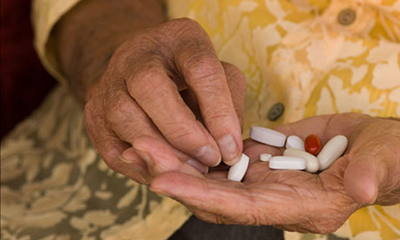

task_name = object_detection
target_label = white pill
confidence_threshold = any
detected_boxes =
[283,148,319,173]
[269,156,306,170]
[285,135,305,151]
[228,153,250,182]
[260,153,272,162]
[317,135,348,171]
[250,126,286,147]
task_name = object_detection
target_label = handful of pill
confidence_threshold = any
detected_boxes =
[250,126,348,173]
[227,127,349,182]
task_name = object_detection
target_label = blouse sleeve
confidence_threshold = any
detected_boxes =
[31,0,83,85]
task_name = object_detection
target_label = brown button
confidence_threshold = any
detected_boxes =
[267,103,285,121]
[338,8,356,26]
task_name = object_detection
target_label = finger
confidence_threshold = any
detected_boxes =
[175,46,243,166]
[84,102,150,184]
[344,155,378,205]
[119,148,152,184]
[132,136,207,177]
[221,62,246,128]
[344,145,399,206]
[344,119,400,206]
[126,59,221,167]
[104,77,195,162]
[180,62,246,127]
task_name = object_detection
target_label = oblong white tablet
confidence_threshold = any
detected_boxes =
[317,135,348,171]
[283,148,319,173]
[260,153,272,162]
[269,156,306,170]
[250,126,286,147]
[228,153,250,182]
[285,135,305,151]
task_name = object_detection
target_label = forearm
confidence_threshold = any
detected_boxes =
[54,0,167,103]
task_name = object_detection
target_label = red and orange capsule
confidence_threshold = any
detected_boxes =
[305,134,322,155]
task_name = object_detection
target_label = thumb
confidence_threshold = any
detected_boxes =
[343,153,383,205]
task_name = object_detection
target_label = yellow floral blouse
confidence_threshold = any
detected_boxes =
[1,0,399,240]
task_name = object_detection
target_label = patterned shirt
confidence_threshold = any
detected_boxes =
[25,0,400,239]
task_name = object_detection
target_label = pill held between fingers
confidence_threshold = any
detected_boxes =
[285,135,305,151]
[269,156,306,170]
[305,134,322,155]
[228,153,250,182]
[317,135,348,171]
[250,126,287,147]
[260,153,272,162]
[283,148,319,173]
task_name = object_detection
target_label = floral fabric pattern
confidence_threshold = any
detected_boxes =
[1,87,191,240]
[167,0,400,239]
[1,0,399,239]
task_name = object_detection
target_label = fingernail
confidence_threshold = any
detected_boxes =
[119,155,134,164]
[195,145,221,167]
[120,148,137,164]
[119,155,148,174]
[134,148,152,166]
[186,159,209,175]
[218,134,240,166]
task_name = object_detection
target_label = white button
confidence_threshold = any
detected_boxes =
[283,148,319,173]
[228,154,250,182]
[269,156,306,170]
[250,126,287,147]
[317,135,348,171]
[285,135,305,151]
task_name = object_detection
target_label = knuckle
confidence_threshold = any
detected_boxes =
[164,123,197,141]
[174,17,199,26]
[128,64,169,97]
[162,121,203,149]
[182,53,221,82]
[106,97,133,126]
[203,106,232,125]
[165,17,203,34]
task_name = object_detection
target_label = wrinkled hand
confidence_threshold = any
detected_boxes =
[147,113,400,233]
[84,18,246,184]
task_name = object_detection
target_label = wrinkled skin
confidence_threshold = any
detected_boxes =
[131,113,400,233]
[82,18,247,184]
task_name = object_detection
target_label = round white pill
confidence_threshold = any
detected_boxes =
[285,135,305,151]
[269,156,306,170]
[318,135,348,171]
[228,154,250,182]
[250,126,286,147]
[283,148,319,173]
[260,153,272,162]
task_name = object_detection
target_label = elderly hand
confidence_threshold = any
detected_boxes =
[147,113,400,234]
[82,18,246,184]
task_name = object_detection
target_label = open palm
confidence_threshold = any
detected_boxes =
[139,113,400,233]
